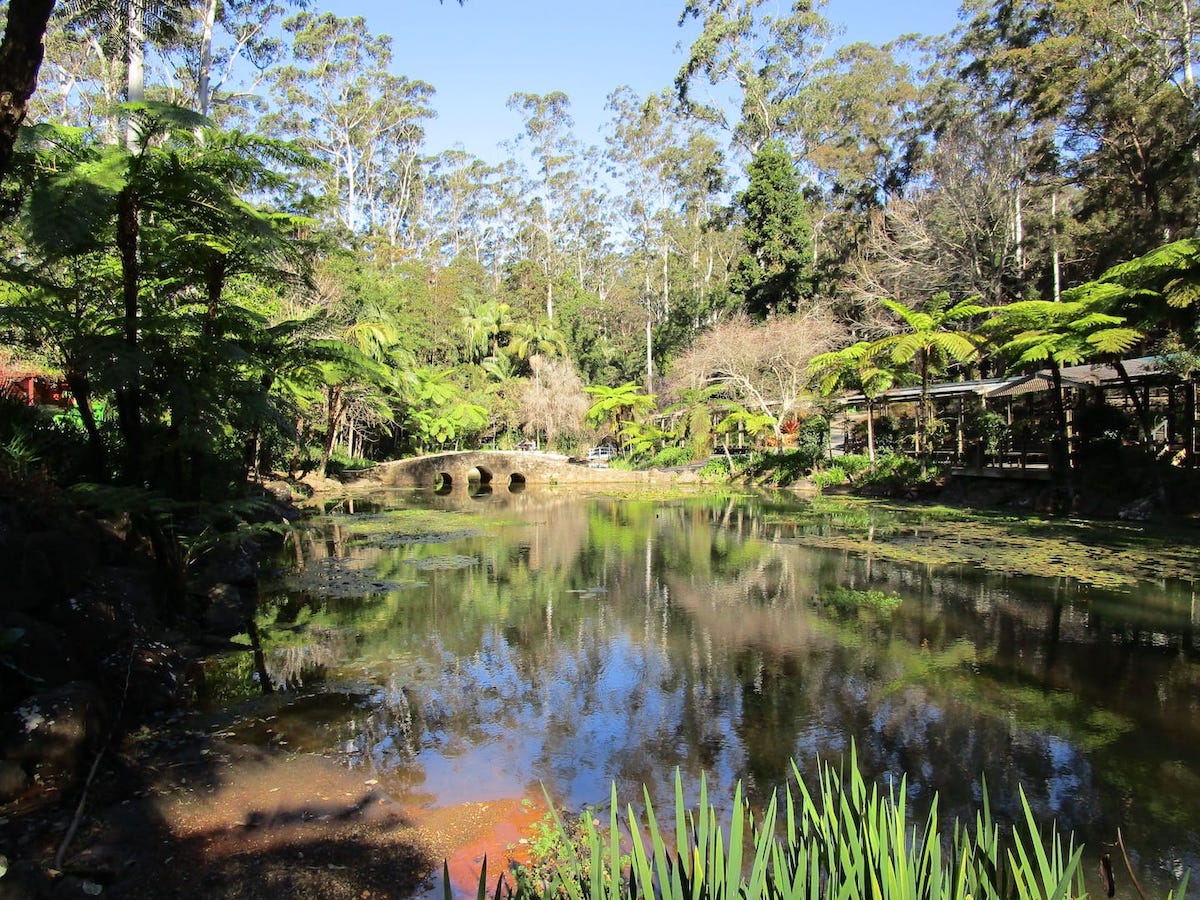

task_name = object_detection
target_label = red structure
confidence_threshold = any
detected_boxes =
[0,364,70,407]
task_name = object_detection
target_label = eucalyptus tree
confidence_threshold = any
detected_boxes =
[675,0,836,153]
[848,118,1033,313]
[18,0,190,144]
[505,90,584,321]
[797,38,928,298]
[959,0,1200,272]
[164,0,298,122]
[605,86,686,391]
[420,149,506,265]
[267,12,435,242]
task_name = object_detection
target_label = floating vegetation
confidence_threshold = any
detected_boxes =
[818,587,904,615]
[326,508,491,544]
[406,554,478,571]
[352,528,484,548]
[282,557,425,598]
[766,498,1200,589]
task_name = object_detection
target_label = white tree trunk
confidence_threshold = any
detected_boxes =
[125,0,146,148]
[197,0,219,117]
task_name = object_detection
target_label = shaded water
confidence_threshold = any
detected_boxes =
[216,488,1200,895]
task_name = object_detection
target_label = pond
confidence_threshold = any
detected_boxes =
[210,487,1200,896]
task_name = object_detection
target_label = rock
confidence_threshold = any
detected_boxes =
[262,479,299,504]
[100,642,186,715]
[18,531,93,609]
[0,613,84,702]
[1118,496,1156,521]
[0,759,28,804]
[202,583,250,637]
[1,682,106,793]
[0,858,55,899]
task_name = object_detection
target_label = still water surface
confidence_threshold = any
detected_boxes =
[227,487,1200,894]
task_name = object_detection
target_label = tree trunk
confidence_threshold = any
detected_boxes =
[115,184,143,479]
[204,256,227,337]
[124,0,146,148]
[64,369,108,480]
[0,0,56,185]
[865,397,876,471]
[196,0,218,117]
[644,312,653,394]
[1049,362,1075,507]
[918,351,929,475]
[317,385,343,478]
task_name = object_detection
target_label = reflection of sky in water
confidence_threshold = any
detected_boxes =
[258,491,1200,895]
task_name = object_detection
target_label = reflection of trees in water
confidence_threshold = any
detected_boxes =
[340,676,424,771]
[272,491,1200,889]
[265,626,350,689]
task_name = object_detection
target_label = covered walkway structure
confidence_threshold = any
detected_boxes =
[835,357,1196,470]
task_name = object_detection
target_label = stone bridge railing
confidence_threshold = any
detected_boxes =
[354,450,664,490]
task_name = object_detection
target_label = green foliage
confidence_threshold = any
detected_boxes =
[489,749,1176,900]
[836,453,873,479]
[810,465,846,490]
[731,139,814,318]
[850,451,930,494]
[584,383,656,436]
[647,446,692,468]
[963,407,1009,456]
[0,429,40,478]
[698,456,731,478]
[819,587,903,615]
[744,450,814,487]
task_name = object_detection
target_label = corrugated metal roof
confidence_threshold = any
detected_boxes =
[837,357,1168,405]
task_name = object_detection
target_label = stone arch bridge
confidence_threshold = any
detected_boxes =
[354,450,662,490]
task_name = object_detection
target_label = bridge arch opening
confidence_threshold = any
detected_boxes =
[467,465,493,485]
[434,472,453,494]
[508,473,526,493]
[469,483,493,499]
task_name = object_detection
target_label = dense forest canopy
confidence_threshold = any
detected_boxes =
[0,0,1197,496]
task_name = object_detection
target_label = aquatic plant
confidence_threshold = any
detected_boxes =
[470,748,1190,900]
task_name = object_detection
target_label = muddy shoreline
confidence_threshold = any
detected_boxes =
[0,477,538,899]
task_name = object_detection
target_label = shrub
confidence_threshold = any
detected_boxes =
[648,446,693,468]
[837,453,872,479]
[810,465,847,490]
[698,457,731,478]
[744,449,816,486]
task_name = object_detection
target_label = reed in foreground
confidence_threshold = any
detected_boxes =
[458,748,1190,900]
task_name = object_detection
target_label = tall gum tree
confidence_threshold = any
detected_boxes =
[959,0,1200,273]
[267,12,435,239]
[675,0,836,153]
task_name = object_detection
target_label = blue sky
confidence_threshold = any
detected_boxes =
[360,1,965,163]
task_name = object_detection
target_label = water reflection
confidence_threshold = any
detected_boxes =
[251,490,1200,893]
